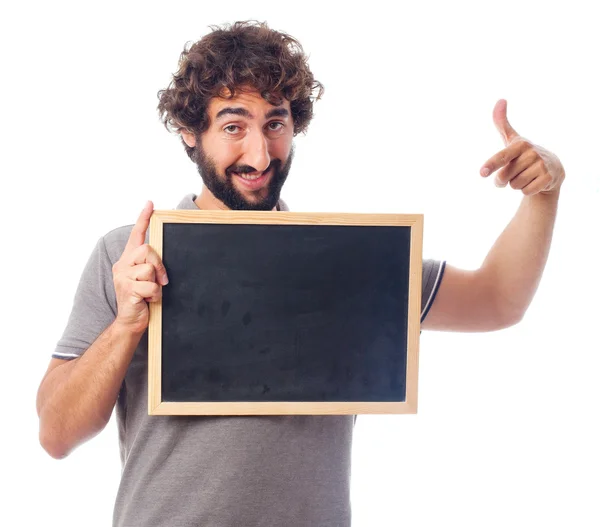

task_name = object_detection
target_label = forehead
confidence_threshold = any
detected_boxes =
[208,88,291,117]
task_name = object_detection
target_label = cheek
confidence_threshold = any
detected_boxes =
[221,153,240,172]
[271,137,293,161]
[205,139,241,172]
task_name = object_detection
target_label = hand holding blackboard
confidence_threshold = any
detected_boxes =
[112,201,170,335]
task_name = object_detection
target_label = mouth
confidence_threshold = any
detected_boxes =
[232,167,272,190]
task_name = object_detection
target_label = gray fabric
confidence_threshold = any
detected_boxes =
[53,193,445,527]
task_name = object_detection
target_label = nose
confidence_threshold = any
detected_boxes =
[243,128,271,174]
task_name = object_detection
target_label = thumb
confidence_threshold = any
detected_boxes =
[493,99,520,146]
[125,200,154,252]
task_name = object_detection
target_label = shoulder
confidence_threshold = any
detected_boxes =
[278,197,290,211]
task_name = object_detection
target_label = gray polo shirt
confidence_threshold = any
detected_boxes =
[53,194,446,527]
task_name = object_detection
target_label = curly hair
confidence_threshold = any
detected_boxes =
[157,20,324,160]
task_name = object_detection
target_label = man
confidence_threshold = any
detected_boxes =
[36,20,565,527]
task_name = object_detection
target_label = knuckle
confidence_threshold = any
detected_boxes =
[113,272,125,287]
[135,263,154,282]
[134,264,147,279]
[149,287,163,303]
[525,148,539,163]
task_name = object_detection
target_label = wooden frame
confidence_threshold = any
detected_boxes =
[148,210,424,416]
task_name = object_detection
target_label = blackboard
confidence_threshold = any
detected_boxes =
[148,210,424,415]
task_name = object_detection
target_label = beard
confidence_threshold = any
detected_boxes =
[192,141,294,211]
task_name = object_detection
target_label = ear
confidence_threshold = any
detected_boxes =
[181,129,196,148]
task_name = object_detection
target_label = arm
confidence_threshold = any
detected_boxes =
[422,189,560,332]
[422,99,564,332]
[37,201,168,459]
[36,322,144,459]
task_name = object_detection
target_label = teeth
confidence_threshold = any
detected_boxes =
[240,173,262,180]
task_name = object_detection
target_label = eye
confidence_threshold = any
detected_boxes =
[224,124,240,134]
[267,122,284,131]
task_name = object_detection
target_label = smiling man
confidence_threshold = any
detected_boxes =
[36,20,564,527]
[185,90,295,211]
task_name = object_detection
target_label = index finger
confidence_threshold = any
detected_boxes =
[125,201,154,252]
[480,141,528,177]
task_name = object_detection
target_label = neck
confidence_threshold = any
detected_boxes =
[194,186,229,210]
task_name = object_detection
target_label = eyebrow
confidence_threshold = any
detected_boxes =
[215,107,290,121]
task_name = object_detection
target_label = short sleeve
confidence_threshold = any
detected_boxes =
[52,236,118,360]
[421,259,446,323]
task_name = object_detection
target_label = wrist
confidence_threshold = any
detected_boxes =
[111,318,147,341]
[537,185,562,201]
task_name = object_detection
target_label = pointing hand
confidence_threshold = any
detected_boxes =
[480,99,565,196]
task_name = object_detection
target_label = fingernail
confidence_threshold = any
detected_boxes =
[163,275,169,285]
[481,167,490,177]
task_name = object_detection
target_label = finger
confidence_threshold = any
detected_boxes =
[130,281,161,304]
[480,140,528,178]
[124,201,154,253]
[143,288,163,303]
[493,99,520,146]
[494,149,538,187]
[521,170,553,196]
[506,163,539,190]
[131,263,156,283]
[128,244,169,285]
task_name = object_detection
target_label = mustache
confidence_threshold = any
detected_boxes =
[226,160,280,176]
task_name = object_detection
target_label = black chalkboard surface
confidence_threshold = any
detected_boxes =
[148,210,424,416]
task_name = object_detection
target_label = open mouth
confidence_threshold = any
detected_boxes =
[233,167,271,190]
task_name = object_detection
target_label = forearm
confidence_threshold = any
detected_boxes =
[37,321,144,459]
[481,189,561,321]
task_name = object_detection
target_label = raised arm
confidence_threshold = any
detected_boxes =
[422,100,564,332]
[37,201,169,459]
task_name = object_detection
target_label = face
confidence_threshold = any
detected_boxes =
[182,89,295,211]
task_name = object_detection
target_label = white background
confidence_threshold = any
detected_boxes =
[2,1,599,525]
